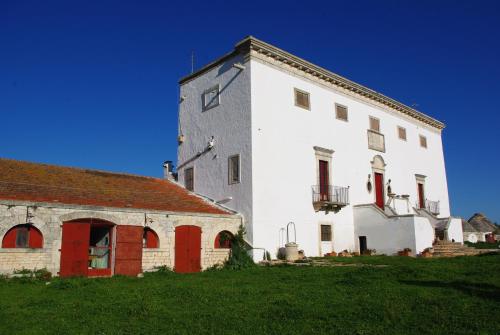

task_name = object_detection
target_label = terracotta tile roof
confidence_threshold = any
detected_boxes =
[0,158,230,215]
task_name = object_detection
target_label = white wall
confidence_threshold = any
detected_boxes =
[447,218,464,243]
[177,54,254,241]
[249,57,450,257]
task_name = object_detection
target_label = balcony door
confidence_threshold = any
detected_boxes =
[319,160,329,201]
[417,183,425,209]
[374,172,384,209]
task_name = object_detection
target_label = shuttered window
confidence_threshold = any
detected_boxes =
[203,85,220,111]
[294,88,310,110]
[321,225,332,241]
[185,167,194,191]
[335,104,348,121]
[228,154,240,184]
[420,135,427,148]
[398,126,407,141]
[369,116,380,132]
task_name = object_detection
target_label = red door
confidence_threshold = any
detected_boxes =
[115,225,143,276]
[175,225,201,273]
[60,222,90,277]
[319,160,329,201]
[374,173,384,209]
[418,183,425,209]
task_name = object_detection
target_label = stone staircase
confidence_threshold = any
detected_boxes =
[431,240,480,257]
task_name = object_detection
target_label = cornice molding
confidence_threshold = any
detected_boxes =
[180,36,445,130]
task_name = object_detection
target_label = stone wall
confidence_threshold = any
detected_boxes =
[0,200,241,275]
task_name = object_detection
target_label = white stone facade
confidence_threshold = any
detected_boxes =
[177,37,462,258]
[0,200,239,275]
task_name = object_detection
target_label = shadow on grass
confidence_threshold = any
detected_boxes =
[400,280,500,302]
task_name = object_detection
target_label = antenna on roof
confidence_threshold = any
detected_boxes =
[191,50,195,74]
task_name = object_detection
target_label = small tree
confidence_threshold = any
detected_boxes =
[224,224,256,270]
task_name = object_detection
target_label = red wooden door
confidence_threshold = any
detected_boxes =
[374,173,384,209]
[175,225,201,273]
[115,225,143,276]
[319,160,329,201]
[60,222,90,277]
[418,183,425,209]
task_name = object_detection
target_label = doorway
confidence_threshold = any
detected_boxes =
[359,236,367,254]
[320,224,333,255]
[374,172,384,209]
[175,225,201,273]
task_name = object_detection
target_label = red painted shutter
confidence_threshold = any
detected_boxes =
[60,222,90,277]
[29,227,43,248]
[115,225,143,276]
[188,226,201,272]
[375,173,384,209]
[319,160,329,201]
[1,227,17,248]
[175,225,201,273]
[418,183,425,209]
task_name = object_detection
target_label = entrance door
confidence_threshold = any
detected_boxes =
[359,236,367,254]
[374,172,384,209]
[114,225,143,276]
[320,225,333,255]
[319,160,329,201]
[417,183,425,209]
[60,222,90,277]
[175,225,201,273]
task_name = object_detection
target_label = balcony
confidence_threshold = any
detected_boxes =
[367,129,385,152]
[312,185,349,213]
[425,200,440,215]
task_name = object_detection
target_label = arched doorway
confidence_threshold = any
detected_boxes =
[60,219,114,277]
[175,225,201,273]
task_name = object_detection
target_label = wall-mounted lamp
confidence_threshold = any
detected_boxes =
[366,174,372,193]
[144,213,153,227]
[179,95,186,103]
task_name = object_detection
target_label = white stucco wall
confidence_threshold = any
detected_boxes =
[177,54,254,242]
[447,218,464,243]
[0,201,240,275]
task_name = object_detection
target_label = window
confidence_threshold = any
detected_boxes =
[420,135,427,148]
[398,126,407,141]
[335,104,348,121]
[320,225,332,241]
[294,88,310,110]
[185,167,194,191]
[369,116,380,132]
[2,224,43,248]
[214,231,234,248]
[202,85,220,111]
[143,228,159,248]
[228,154,240,184]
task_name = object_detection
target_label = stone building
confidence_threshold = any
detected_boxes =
[0,158,240,276]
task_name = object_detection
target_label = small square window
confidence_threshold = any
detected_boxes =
[335,104,348,122]
[203,85,220,111]
[184,167,194,191]
[228,155,240,184]
[294,88,310,110]
[321,225,332,241]
[369,116,380,132]
[420,135,427,148]
[398,126,407,141]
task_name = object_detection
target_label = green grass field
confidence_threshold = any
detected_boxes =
[1,255,499,335]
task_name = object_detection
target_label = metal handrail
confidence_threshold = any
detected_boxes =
[425,199,440,215]
[312,185,349,205]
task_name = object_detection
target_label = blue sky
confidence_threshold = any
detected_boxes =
[1,0,499,223]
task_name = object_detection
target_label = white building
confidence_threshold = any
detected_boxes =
[177,36,462,259]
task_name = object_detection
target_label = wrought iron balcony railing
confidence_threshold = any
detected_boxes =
[312,185,349,212]
[425,199,440,215]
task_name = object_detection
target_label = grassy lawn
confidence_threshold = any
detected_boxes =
[1,255,499,335]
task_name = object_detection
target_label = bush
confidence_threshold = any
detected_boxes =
[12,268,52,281]
[224,224,256,270]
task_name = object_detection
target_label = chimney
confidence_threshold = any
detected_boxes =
[163,161,175,181]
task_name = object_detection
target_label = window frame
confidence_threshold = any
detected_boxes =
[228,154,241,185]
[202,84,220,111]
[369,116,381,132]
[419,135,428,148]
[397,126,407,141]
[335,103,348,122]
[184,167,194,191]
[294,88,311,110]
[320,225,332,242]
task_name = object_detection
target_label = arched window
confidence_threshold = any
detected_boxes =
[214,231,233,249]
[2,224,43,248]
[143,228,159,248]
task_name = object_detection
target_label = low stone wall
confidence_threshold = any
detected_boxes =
[0,249,51,274]
[142,248,171,271]
[202,248,231,269]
